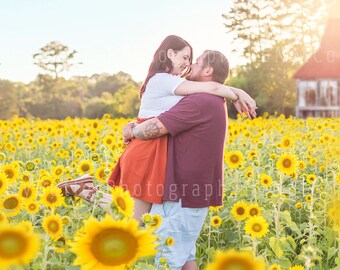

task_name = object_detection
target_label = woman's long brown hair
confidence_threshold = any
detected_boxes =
[140,35,193,97]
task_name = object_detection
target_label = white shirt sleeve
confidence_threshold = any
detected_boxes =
[138,73,186,118]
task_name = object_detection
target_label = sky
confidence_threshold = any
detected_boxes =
[0,0,241,83]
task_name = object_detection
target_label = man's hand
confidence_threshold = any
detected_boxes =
[122,121,136,144]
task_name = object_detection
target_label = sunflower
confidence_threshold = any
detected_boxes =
[245,166,253,179]
[26,201,40,214]
[209,205,223,212]
[247,150,258,160]
[78,160,94,175]
[1,163,19,183]
[206,249,265,270]
[280,136,292,148]
[1,195,23,217]
[231,201,249,221]
[25,161,35,171]
[38,175,55,189]
[260,173,273,188]
[306,174,317,185]
[298,161,306,171]
[211,216,222,227]
[295,203,303,209]
[149,214,162,230]
[21,171,31,182]
[165,237,174,246]
[305,194,312,203]
[18,183,37,201]
[40,186,64,209]
[0,172,8,196]
[225,151,244,169]
[141,213,152,225]
[70,215,158,269]
[111,186,134,217]
[0,223,40,269]
[289,266,304,270]
[248,204,261,217]
[269,264,281,270]
[103,135,115,147]
[53,236,68,253]
[52,166,64,178]
[43,214,63,239]
[245,216,269,239]
[276,153,298,175]
[96,166,109,183]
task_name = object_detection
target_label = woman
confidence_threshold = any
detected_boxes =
[57,35,255,225]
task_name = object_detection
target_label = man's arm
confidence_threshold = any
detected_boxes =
[132,118,168,140]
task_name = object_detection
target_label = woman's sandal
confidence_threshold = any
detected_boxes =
[56,174,98,202]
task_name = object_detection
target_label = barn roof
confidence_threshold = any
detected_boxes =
[294,18,340,79]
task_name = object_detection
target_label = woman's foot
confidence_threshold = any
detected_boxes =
[56,174,97,202]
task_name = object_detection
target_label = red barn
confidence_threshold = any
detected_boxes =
[294,18,340,118]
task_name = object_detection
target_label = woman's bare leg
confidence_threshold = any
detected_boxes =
[95,192,151,226]
[133,198,152,226]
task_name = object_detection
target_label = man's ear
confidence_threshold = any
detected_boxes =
[167,49,174,59]
[205,66,214,76]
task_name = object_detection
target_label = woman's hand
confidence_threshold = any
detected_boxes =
[234,90,257,119]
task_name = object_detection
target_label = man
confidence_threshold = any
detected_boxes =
[127,50,256,270]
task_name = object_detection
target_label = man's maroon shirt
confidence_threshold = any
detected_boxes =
[158,93,227,208]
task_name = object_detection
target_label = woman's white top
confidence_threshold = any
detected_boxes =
[138,73,185,118]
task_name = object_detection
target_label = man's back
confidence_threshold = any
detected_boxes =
[158,93,227,207]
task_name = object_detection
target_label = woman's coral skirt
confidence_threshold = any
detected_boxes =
[108,135,167,204]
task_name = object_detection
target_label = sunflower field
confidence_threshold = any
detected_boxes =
[0,114,339,270]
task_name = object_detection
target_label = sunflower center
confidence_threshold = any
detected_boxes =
[263,179,268,184]
[106,139,112,144]
[56,169,62,175]
[29,204,36,210]
[214,219,219,224]
[23,175,30,182]
[42,180,51,187]
[99,170,106,178]
[48,221,59,233]
[22,188,32,198]
[0,181,2,188]
[47,194,57,203]
[282,159,292,168]
[284,140,290,146]
[5,169,14,179]
[116,197,126,210]
[252,223,262,232]
[91,229,138,266]
[0,232,27,258]
[4,197,19,209]
[81,164,90,172]
[230,155,239,163]
[249,209,258,216]
[236,207,245,215]
[220,259,252,270]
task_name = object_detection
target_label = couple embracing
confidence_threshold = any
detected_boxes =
[57,35,256,270]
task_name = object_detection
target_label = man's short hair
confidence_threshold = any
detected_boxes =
[202,50,229,84]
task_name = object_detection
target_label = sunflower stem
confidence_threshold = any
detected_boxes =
[41,232,50,270]
[252,238,258,257]
[308,180,315,245]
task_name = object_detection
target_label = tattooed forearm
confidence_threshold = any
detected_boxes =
[132,119,166,140]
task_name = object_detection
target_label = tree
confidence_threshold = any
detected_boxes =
[223,0,336,65]
[0,80,18,119]
[33,41,81,79]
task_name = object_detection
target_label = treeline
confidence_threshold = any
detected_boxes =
[0,72,140,120]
